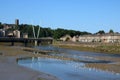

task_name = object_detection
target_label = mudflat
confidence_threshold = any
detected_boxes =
[0,44,59,80]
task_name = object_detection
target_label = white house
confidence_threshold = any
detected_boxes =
[0,29,5,37]
[72,36,79,42]
[13,30,20,38]
[60,35,72,41]
[23,33,28,38]
[78,33,120,43]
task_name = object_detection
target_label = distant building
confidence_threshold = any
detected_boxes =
[0,29,5,37]
[13,30,20,38]
[60,35,72,41]
[7,31,14,37]
[3,24,12,30]
[78,33,120,43]
[15,19,19,25]
[23,33,28,38]
[60,33,120,43]
[72,35,79,42]
[78,35,100,43]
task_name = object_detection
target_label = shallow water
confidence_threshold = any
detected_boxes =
[18,57,120,80]
[35,45,120,57]
[18,45,120,80]
[35,45,120,63]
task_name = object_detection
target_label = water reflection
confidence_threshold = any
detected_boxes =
[22,45,120,80]
[18,57,120,80]
[35,45,120,71]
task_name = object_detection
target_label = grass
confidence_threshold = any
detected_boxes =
[95,45,120,54]
[53,42,120,54]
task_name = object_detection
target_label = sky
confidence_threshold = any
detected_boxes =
[0,0,120,33]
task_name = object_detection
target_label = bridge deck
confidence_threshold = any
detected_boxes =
[0,37,53,46]
[0,37,53,42]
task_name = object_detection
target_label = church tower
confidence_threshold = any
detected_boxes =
[15,19,19,25]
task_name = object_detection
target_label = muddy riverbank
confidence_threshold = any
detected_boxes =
[53,41,120,54]
[0,44,59,80]
[0,42,120,80]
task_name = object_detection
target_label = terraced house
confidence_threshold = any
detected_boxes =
[78,33,120,43]
[60,33,120,43]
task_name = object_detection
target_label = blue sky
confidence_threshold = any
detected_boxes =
[0,0,120,33]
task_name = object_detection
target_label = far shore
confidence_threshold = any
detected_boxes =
[53,41,120,54]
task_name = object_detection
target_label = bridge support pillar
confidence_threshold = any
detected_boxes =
[24,39,28,47]
[37,41,41,46]
[11,41,14,46]
[35,40,38,46]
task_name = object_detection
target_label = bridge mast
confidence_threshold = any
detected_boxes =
[32,25,36,39]
[37,26,40,39]
[32,23,40,46]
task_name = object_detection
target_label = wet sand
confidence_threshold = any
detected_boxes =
[0,45,59,80]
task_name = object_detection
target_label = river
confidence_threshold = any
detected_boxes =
[18,45,120,80]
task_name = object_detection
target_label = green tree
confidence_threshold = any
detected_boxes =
[17,24,91,39]
[96,30,105,34]
[0,22,3,29]
[53,28,65,39]
[109,29,114,33]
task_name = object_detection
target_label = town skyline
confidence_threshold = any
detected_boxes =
[0,0,120,33]
[1,19,120,44]
[0,19,118,34]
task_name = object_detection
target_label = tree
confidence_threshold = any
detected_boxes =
[0,22,3,29]
[96,30,105,34]
[53,28,65,39]
[0,22,1,25]
[109,29,114,33]
[8,23,92,39]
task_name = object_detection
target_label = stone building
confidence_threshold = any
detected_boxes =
[60,35,72,41]
[7,31,14,37]
[0,29,5,37]
[15,19,19,25]
[13,30,20,38]
[60,33,120,43]
[72,36,79,42]
[78,33,120,43]
[23,33,28,38]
